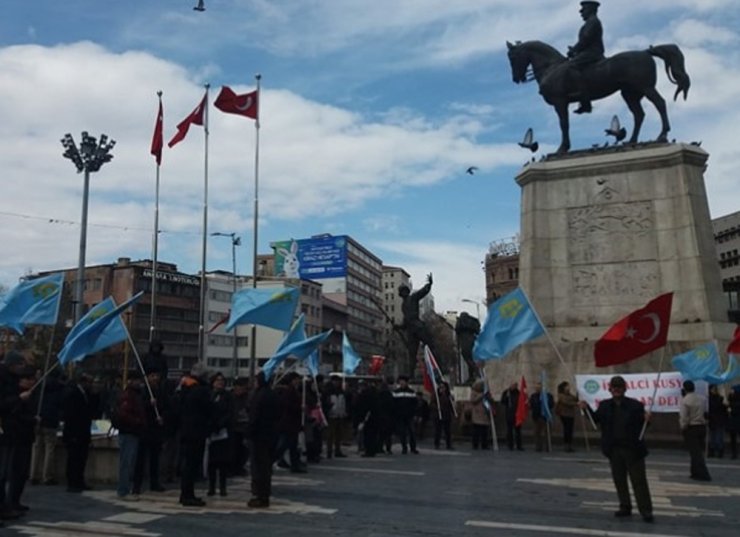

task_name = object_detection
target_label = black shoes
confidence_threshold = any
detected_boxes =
[642,514,655,523]
[150,485,166,492]
[247,498,269,508]
[180,497,206,507]
[614,508,632,518]
[334,451,347,458]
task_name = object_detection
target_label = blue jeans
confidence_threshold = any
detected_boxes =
[117,434,140,497]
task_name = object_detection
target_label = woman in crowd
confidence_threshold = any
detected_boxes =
[556,381,578,453]
[207,373,233,497]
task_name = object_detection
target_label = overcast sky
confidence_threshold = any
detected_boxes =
[1,1,738,315]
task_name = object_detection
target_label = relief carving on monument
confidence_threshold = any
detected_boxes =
[571,263,659,306]
[568,201,655,264]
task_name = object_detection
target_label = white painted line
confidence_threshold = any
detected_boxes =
[543,456,740,470]
[313,465,425,476]
[103,513,165,524]
[466,520,689,537]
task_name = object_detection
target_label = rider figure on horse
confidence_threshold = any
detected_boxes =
[567,1,604,114]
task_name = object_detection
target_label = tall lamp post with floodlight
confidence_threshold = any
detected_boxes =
[212,232,241,379]
[61,132,115,323]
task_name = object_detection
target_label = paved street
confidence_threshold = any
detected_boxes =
[6,441,740,537]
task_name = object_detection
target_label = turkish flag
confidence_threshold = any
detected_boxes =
[515,376,528,428]
[214,86,258,119]
[150,98,163,165]
[369,355,385,375]
[594,292,673,367]
[168,93,206,148]
[728,325,740,355]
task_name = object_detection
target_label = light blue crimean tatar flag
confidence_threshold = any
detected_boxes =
[473,287,545,361]
[0,273,64,334]
[671,343,721,381]
[226,287,299,332]
[262,314,306,379]
[263,328,332,380]
[342,333,362,375]
[705,355,740,385]
[58,292,144,365]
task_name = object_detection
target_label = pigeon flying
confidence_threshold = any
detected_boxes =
[604,115,627,142]
[518,128,538,153]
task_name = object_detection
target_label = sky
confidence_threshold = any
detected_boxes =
[1,0,739,317]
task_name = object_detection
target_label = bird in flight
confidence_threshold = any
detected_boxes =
[605,115,627,142]
[518,128,538,153]
[466,166,478,175]
[193,0,206,12]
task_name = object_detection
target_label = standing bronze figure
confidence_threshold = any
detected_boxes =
[398,274,438,378]
[506,1,690,154]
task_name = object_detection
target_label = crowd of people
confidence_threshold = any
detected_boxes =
[2,344,740,524]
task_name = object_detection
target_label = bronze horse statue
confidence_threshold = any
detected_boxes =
[506,40,690,154]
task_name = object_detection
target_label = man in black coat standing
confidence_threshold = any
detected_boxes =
[585,375,654,523]
[176,363,212,507]
[62,372,97,493]
[248,371,278,508]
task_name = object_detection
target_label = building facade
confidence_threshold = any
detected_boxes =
[270,234,384,362]
[713,210,740,322]
[484,236,520,304]
[46,257,200,374]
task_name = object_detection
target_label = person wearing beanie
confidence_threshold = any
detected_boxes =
[582,375,654,523]
[176,363,212,507]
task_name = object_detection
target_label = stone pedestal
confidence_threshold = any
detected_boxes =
[485,143,734,395]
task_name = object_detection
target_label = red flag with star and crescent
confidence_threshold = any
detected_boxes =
[168,93,206,148]
[150,97,163,165]
[214,86,258,120]
[594,292,673,367]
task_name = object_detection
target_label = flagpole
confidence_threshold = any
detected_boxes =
[125,327,161,421]
[29,362,60,395]
[150,91,162,343]
[197,84,211,364]
[639,347,666,440]
[35,324,58,417]
[479,365,499,452]
[520,287,597,432]
[249,73,262,383]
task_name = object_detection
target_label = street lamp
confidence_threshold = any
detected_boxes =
[61,132,115,323]
[212,232,241,379]
[461,298,482,320]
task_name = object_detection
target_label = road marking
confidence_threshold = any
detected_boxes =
[312,465,425,476]
[86,489,336,516]
[543,456,740,470]
[465,520,689,537]
[102,513,165,524]
[10,520,160,536]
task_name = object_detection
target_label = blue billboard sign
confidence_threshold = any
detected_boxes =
[272,235,347,280]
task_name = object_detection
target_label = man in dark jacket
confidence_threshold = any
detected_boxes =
[31,369,64,486]
[176,363,212,507]
[248,371,278,508]
[501,382,522,451]
[132,368,166,494]
[529,382,555,452]
[62,372,97,493]
[273,373,305,473]
[7,365,39,513]
[393,376,419,454]
[586,375,654,523]
[115,371,146,500]
[0,350,31,521]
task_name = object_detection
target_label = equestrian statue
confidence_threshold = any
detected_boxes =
[506,1,690,154]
